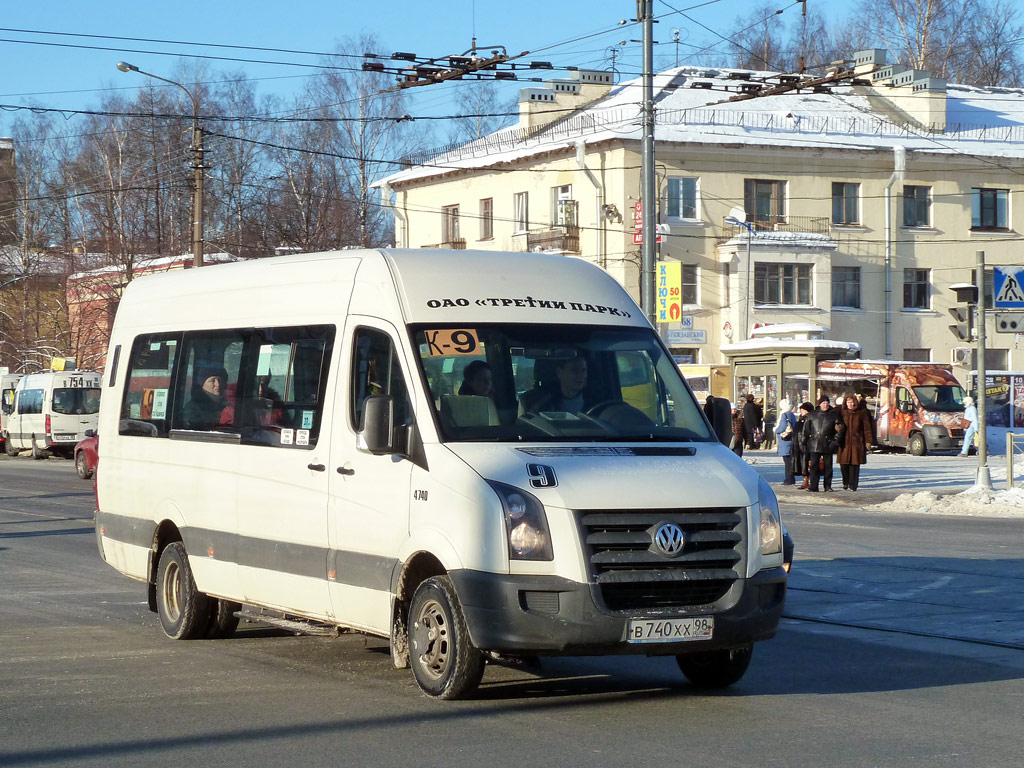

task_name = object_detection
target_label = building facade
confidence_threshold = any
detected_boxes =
[378,50,1024,387]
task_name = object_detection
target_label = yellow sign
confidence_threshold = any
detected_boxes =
[657,262,682,323]
[423,329,482,356]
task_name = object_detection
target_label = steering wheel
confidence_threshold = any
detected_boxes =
[585,400,624,418]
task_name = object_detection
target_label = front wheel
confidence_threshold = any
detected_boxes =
[75,451,93,479]
[907,432,927,456]
[676,645,753,688]
[408,576,485,699]
[2,438,15,457]
[156,542,210,640]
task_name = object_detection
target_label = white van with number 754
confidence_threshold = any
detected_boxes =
[94,248,786,699]
[5,371,101,458]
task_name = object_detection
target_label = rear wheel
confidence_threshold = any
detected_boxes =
[205,598,241,639]
[676,645,753,688]
[75,451,93,479]
[907,432,927,456]
[408,576,485,699]
[156,542,210,640]
[31,440,48,460]
[3,438,16,457]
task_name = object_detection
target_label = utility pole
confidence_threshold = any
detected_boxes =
[976,249,992,489]
[640,0,657,326]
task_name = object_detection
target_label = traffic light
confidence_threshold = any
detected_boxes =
[948,306,972,340]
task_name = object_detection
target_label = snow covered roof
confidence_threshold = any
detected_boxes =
[378,64,1024,187]
[750,322,827,337]
[721,338,861,354]
[68,252,239,281]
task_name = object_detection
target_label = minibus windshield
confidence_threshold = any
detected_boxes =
[413,324,713,442]
[913,385,965,412]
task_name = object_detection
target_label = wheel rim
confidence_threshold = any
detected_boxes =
[76,454,86,475]
[411,598,450,680]
[161,561,182,623]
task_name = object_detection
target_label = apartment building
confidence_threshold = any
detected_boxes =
[376,49,1024,380]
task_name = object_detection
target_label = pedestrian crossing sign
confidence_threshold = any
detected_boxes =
[994,267,1024,308]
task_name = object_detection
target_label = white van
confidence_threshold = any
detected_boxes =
[6,371,101,458]
[95,249,786,699]
[0,373,25,453]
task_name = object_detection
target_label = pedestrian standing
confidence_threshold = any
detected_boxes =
[762,404,776,451]
[742,394,762,449]
[960,396,978,457]
[794,401,814,489]
[804,397,841,492]
[703,395,715,423]
[731,402,747,457]
[838,393,872,490]
[774,399,798,485]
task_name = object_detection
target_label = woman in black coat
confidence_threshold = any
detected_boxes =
[793,401,814,489]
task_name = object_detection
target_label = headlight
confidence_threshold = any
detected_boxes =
[487,481,553,561]
[758,476,782,556]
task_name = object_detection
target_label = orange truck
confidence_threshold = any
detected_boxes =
[815,360,969,455]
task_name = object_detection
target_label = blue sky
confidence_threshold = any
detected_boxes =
[0,0,860,135]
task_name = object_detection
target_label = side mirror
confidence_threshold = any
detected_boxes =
[709,396,733,446]
[900,401,914,414]
[360,395,395,455]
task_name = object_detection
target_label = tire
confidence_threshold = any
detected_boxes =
[408,576,485,699]
[3,438,15,457]
[31,441,48,460]
[676,645,753,688]
[908,432,927,457]
[75,451,93,480]
[155,542,210,640]
[205,598,241,639]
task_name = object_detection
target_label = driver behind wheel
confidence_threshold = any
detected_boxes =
[522,352,589,414]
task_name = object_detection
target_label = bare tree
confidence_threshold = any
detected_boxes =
[728,2,790,71]
[952,0,1024,86]
[445,81,516,145]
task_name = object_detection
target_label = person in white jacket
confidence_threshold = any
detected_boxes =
[960,396,978,457]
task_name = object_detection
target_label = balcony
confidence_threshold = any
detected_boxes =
[524,225,581,253]
[420,238,467,250]
[723,214,832,237]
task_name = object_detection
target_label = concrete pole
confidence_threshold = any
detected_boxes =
[640,0,657,326]
[191,122,204,268]
[976,249,992,489]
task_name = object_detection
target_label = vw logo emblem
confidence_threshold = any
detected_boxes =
[653,523,685,557]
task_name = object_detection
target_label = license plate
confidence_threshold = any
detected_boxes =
[627,616,713,644]
[54,434,75,441]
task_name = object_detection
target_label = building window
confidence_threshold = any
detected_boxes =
[831,182,860,225]
[972,188,1008,230]
[903,268,930,309]
[674,348,699,364]
[903,185,930,227]
[442,205,460,243]
[903,348,931,362]
[681,264,698,304]
[514,192,529,233]
[754,263,812,306]
[744,179,786,225]
[832,266,861,308]
[479,198,493,240]
[551,185,576,225]
[667,177,698,220]
[971,349,1009,369]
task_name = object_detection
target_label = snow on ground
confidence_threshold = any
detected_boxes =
[873,486,1024,518]
[749,451,1024,518]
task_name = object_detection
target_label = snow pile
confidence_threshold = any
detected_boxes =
[873,486,1024,518]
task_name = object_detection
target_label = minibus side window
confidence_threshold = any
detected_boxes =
[120,334,182,437]
[351,328,413,431]
[237,325,335,448]
[17,389,43,415]
[173,332,246,432]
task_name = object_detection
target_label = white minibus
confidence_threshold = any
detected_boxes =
[95,249,786,699]
[6,371,101,458]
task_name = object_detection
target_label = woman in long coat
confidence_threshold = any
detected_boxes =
[837,393,872,491]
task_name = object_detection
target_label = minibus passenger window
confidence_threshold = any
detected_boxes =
[175,335,246,432]
[119,334,181,437]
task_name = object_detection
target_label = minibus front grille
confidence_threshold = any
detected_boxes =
[577,508,744,612]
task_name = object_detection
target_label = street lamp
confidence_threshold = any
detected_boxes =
[725,213,755,340]
[116,61,205,268]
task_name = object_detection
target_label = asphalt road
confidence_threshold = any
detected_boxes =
[2,456,1024,767]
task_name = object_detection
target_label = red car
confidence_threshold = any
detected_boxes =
[74,431,98,479]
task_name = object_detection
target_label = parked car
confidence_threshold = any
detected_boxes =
[74,430,98,479]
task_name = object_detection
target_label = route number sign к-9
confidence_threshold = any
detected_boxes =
[423,329,481,356]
